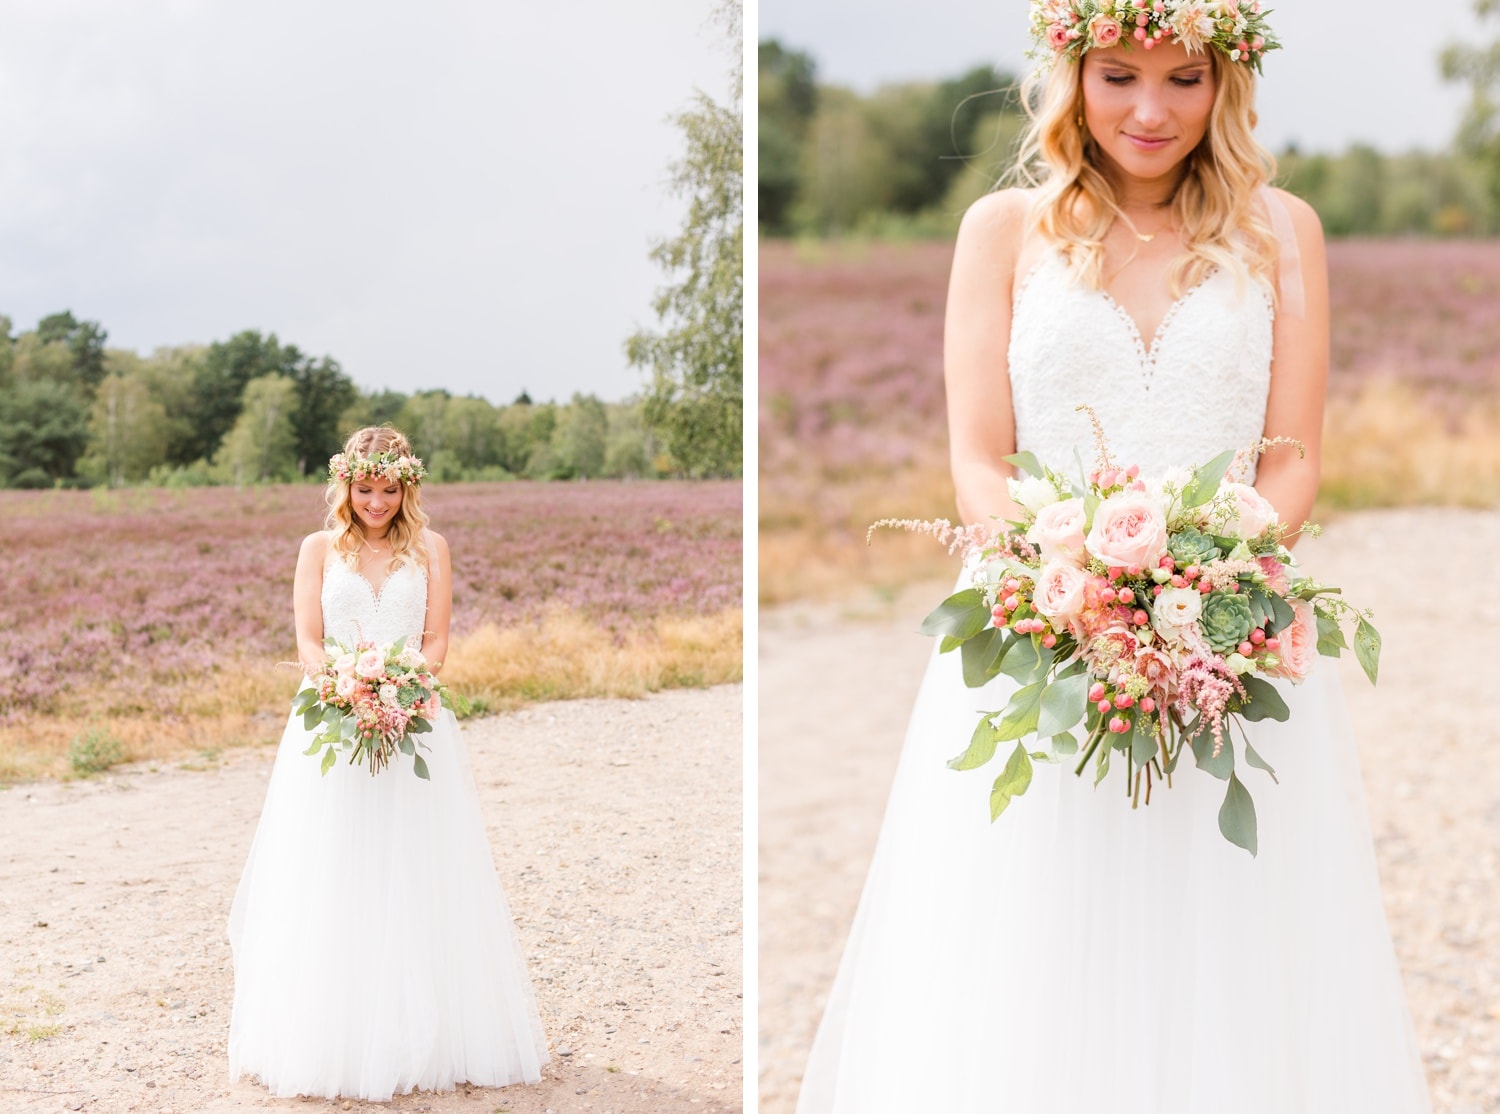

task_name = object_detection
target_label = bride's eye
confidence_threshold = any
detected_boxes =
[1172,75,1204,87]
[1102,73,1132,85]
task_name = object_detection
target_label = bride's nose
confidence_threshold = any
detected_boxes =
[1131,86,1171,130]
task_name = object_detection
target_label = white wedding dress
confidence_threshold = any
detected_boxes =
[228,554,548,1101]
[796,251,1432,1112]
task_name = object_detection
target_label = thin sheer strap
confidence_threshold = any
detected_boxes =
[1259,185,1304,321]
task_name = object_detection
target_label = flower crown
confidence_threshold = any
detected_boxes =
[1030,0,1280,72]
[328,450,427,485]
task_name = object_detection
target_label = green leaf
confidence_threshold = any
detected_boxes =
[992,681,1046,743]
[319,746,336,776]
[961,627,1009,687]
[1218,772,1258,856]
[412,754,431,780]
[1004,450,1044,478]
[1181,450,1237,509]
[1051,731,1079,757]
[1244,740,1278,784]
[1354,618,1381,685]
[1315,609,1347,657]
[1266,592,1294,632]
[1130,718,1158,766]
[989,742,1034,821]
[292,688,319,713]
[302,735,324,757]
[1037,670,1090,737]
[1247,589,1270,629]
[1238,675,1291,723]
[1094,744,1112,787]
[340,716,358,740]
[948,714,1002,771]
[408,717,433,735]
[919,589,991,640]
[1191,729,1234,780]
[301,706,322,732]
[398,736,415,756]
[1000,639,1054,686]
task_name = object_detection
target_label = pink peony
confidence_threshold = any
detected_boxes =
[334,652,357,676]
[355,649,385,679]
[1267,599,1316,682]
[1085,492,1168,570]
[1221,482,1279,539]
[335,674,358,699]
[1032,562,1090,622]
[1027,498,1088,565]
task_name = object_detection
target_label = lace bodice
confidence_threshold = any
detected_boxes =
[1007,251,1274,479]
[321,558,428,651]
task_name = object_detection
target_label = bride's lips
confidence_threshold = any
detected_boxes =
[1124,133,1174,152]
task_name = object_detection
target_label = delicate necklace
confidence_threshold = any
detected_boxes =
[1116,207,1174,243]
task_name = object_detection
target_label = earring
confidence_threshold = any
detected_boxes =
[1077,114,1085,128]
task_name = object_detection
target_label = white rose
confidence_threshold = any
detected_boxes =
[1027,498,1088,565]
[1151,586,1203,642]
[1221,482,1279,539]
[1007,474,1062,516]
[379,683,399,706]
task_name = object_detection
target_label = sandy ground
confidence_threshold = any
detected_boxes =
[760,508,1500,1114]
[0,685,743,1114]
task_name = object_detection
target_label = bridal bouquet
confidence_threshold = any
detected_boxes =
[293,636,446,779]
[872,414,1380,855]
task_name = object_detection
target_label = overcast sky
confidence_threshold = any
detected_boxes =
[758,0,1485,155]
[0,1,735,404]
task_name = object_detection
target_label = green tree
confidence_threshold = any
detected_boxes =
[339,389,410,437]
[603,400,652,478]
[759,40,819,233]
[77,371,169,486]
[35,311,109,389]
[443,395,502,472]
[0,378,91,487]
[396,390,452,463]
[1443,1,1500,221]
[551,393,608,479]
[290,357,357,476]
[186,330,303,465]
[212,374,299,485]
[626,0,742,477]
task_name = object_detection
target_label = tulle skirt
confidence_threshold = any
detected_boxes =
[228,699,549,1101]
[797,638,1431,1113]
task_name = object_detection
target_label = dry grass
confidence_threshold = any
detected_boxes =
[444,607,744,709]
[0,607,744,783]
[759,380,1500,605]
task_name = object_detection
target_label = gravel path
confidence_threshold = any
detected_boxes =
[0,686,743,1114]
[759,508,1500,1114]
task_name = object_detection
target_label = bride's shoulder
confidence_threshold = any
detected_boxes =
[957,188,1034,247]
[298,530,333,561]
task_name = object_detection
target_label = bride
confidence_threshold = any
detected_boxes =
[795,5,1432,1112]
[228,426,549,1101]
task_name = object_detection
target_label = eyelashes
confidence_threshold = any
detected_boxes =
[1100,74,1206,87]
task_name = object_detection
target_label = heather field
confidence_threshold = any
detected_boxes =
[760,238,1500,603]
[3,481,741,779]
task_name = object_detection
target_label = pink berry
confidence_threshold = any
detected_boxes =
[1159,555,1175,570]
[1042,633,1058,649]
[1127,564,1142,578]
[1143,35,1155,47]
[1127,464,1140,479]
[1005,594,1020,611]
[1100,588,1118,605]
[1118,588,1135,605]
[1134,25,1147,39]
[1004,577,1020,593]
[1110,717,1129,734]
[1184,565,1200,580]
[1198,580,1213,595]
[1133,609,1149,626]
[1238,641,1254,657]
[992,605,1007,621]
[1089,682,1107,702]
[1115,694,1135,710]
[1140,697,1157,714]
[1266,637,1281,651]
[1153,585,1164,597]
[1171,575,1186,589]
[1098,699,1114,715]
[1250,629,1266,645]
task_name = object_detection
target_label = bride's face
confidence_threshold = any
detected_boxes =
[1080,40,1216,187]
[351,479,403,535]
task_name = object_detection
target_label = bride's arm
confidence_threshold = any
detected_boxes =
[944,189,1031,528]
[422,530,453,673]
[293,532,329,675]
[1255,189,1330,543]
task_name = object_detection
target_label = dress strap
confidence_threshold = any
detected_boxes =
[1259,185,1304,321]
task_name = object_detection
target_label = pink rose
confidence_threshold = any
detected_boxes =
[1085,492,1168,570]
[335,674,358,700]
[1268,599,1316,682]
[333,652,357,676]
[1027,498,1088,565]
[1047,21,1072,50]
[1222,482,1279,539]
[1089,14,1122,47]
[355,649,385,680]
[1032,562,1089,622]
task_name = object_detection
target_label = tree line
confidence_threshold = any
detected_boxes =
[0,313,673,490]
[761,10,1500,239]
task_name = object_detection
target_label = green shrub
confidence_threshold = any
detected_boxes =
[68,729,125,776]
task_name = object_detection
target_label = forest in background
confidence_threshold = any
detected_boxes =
[0,312,682,490]
[760,14,1500,239]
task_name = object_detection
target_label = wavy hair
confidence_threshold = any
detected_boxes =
[1010,50,1279,299]
[324,426,431,571]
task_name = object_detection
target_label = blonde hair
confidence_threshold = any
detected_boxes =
[1011,50,1279,298]
[324,426,431,570]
